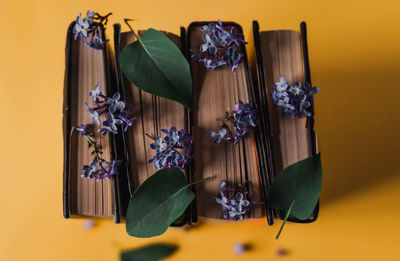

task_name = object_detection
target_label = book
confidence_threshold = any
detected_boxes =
[63,21,125,223]
[187,21,269,220]
[113,24,193,225]
[252,20,319,222]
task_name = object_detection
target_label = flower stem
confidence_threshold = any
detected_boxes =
[275,200,295,240]
[145,133,156,140]
[84,135,103,163]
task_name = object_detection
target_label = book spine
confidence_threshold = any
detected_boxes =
[300,21,320,222]
[112,23,136,222]
[252,20,276,225]
[63,22,75,219]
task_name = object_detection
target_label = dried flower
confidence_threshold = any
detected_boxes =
[272,76,319,118]
[147,127,192,170]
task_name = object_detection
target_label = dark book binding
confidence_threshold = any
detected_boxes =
[63,21,124,223]
[187,21,272,223]
[252,20,319,223]
[113,24,192,226]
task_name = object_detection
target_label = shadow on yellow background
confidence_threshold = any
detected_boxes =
[1,0,399,260]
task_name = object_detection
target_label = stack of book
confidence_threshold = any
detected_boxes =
[63,19,319,225]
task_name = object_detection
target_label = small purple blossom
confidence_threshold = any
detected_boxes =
[105,92,125,113]
[73,11,111,50]
[82,35,110,50]
[85,83,135,134]
[194,20,247,71]
[76,124,94,136]
[150,137,167,153]
[215,181,259,221]
[210,100,257,145]
[272,76,319,118]
[81,158,101,178]
[224,47,242,72]
[73,12,92,40]
[98,112,123,135]
[118,105,136,132]
[209,126,231,144]
[200,34,217,54]
[147,127,192,170]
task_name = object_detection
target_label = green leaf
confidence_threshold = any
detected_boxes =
[126,168,209,238]
[119,28,192,110]
[120,243,178,261]
[268,153,322,239]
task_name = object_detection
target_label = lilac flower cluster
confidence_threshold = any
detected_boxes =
[209,100,257,145]
[77,125,122,181]
[192,20,247,72]
[272,76,319,118]
[73,11,111,50]
[85,83,136,135]
[148,127,192,170]
[215,181,259,221]
[76,84,135,181]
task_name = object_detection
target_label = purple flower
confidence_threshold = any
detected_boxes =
[147,127,192,170]
[224,47,242,72]
[82,35,109,50]
[272,76,319,118]
[161,127,180,147]
[200,34,217,55]
[104,159,122,176]
[104,92,125,113]
[98,112,123,135]
[76,124,93,136]
[150,137,167,153]
[73,12,92,40]
[89,83,102,103]
[199,58,226,71]
[84,102,101,125]
[210,126,231,144]
[118,105,136,131]
[215,181,252,221]
[81,158,101,178]
[228,27,248,46]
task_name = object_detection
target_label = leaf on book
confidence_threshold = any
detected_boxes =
[119,28,192,110]
[126,168,195,238]
[268,153,322,239]
[120,243,178,261]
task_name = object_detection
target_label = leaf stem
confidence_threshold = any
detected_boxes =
[124,19,141,42]
[276,200,295,240]
[188,176,213,187]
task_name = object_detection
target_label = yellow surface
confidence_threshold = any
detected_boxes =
[1,0,400,260]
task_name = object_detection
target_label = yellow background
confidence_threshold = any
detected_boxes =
[1,0,399,260]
